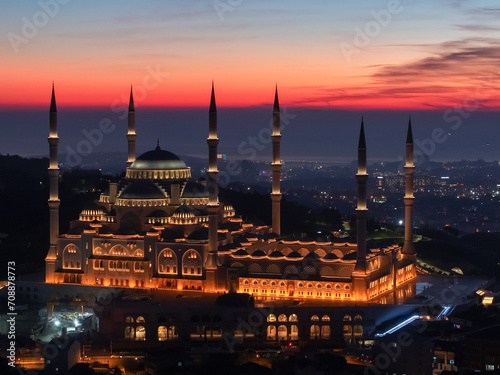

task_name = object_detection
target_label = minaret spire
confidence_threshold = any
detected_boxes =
[402,116,416,260]
[352,117,370,301]
[354,117,368,274]
[126,86,136,168]
[206,81,220,283]
[45,84,60,283]
[271,85,282,235]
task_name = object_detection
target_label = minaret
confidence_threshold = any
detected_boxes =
[205,82,219,290]
[354,118,368,274]
[45,84,60,283]
[402,118,416,260]
[126,86,136,168]
[271,86,282,235]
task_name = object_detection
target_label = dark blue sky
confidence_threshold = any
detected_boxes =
[1,108,498,166]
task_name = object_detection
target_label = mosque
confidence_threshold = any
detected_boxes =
[44,83,417,303]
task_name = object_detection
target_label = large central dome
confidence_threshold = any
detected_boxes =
[130,145,188,170]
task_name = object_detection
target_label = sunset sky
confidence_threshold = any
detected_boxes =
[1,0,499,109]
[0,0,499,163]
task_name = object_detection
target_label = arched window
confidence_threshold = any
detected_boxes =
[345,285,351,290]
[136,316,145,323]
[279,282,286,288]
[278,314,287,322]
[354,324,363,336]
[307,283,313,289]
[158,326,168,341]
[278,325,287,340]
[316,284,322,289]
[335,284,341,290]
[310,325,320,339]
[135,326,146,341]
[110,244,128,256]
[354,314,362,321]
[125,326,134,340]
[182,249,202,275]
[63,244,80,270]
[158,248,177,274]
[243,279,249,286]
[290,324,298,340]
[343,315,352,321]
[321,325,331,339]
[125,316,134,323]
[267,325,276,340]
[289,314,298,322]
[267,314,276,322]
[325,284,332,290]
[252,280,258,286]
[270,281,276,287]
[262,281,267,287]
[311,315,319,321]
[343,324,352,334]
[298,283,304,288]
[322,315,330,322]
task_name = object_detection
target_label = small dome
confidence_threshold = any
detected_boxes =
[304,252,320,259]
[251,250,266,258]
[182,181,208,198]
[342,251,357,261]
[233,249,249,257]
[82,201,106,213]
[187,227,208,240]
[268,250,284,258]
[172,205,195,218]
[148,210,169,218]
[323,252,340,260]
[130,146,187,170]
[286,251,303,259]
[119,182,166,199]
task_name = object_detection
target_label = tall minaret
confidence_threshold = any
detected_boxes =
[402,118,416,260]
[271,86,282,235]
[45,84,60,283]
[126,86,136,168]
[354,118,368,274]
[205,82,219,285]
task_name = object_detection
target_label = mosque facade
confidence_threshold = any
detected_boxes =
[44,84,417,303]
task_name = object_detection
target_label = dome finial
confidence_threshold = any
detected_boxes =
[156,138,160,150]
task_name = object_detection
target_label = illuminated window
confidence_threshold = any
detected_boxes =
[316,284,322,289]
[322,315,330,322]
[278,314,287,322]
[343,315,352,321]
[311,315,319,321]
[298,283,304,288]
[289,314,298,322]
[267,314,276,322]
[136,316,145,323]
